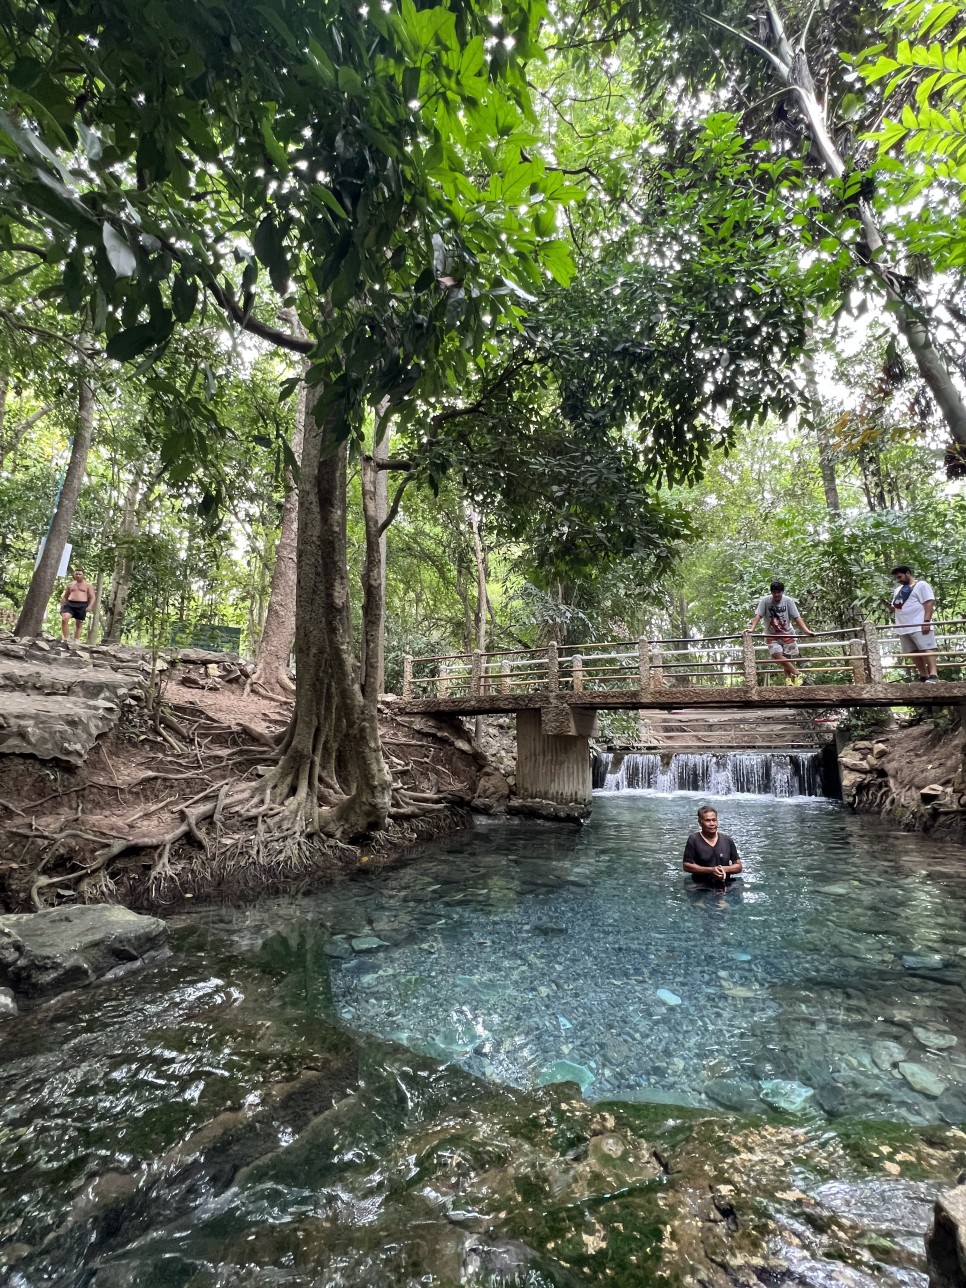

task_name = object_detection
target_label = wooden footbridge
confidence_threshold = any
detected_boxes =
[401,622,966,814]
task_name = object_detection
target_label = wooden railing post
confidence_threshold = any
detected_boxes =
[402,654,413,700]
[637,636,649,691]
[571,653,584,692]
[438,665,449,698]
[742,631,757,688]
[500,661,511,694]
[650,644,663,689]
[471,650,483,697]
[862,620,884,684]
[547,640,559,693]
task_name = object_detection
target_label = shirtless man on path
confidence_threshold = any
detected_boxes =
[60,568,96,640]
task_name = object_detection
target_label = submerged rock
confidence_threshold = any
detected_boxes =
[899,1063,947,1098]
[872,1041,908,1071]
[705,1078,758,1112]
[903,954,946,971]
[759,1079,816,1114]
[350,936,388,952]
[937,1088,966,1126]
[536,1060,594,1091]
[655,988,682,1006]
[914,1027,958,1052]
[0,906,167,1006]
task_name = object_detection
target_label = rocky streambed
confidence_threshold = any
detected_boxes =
[2,912,966,1288]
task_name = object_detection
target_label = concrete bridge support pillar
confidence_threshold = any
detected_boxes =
[515,706,597,818]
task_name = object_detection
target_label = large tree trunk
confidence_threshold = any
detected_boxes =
[266,385,391,839]
[247,375,307,695]
[759,2,966,452]
[360,403,390,705]
[802,347,840,512]
[15,378,94,637]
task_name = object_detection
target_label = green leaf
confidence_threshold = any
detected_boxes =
[103,225,137,278]
[171,273,199,323]
[253,216,290,293]
[311,185,349,219]
[106,314,172,361]
[260,111,289,170]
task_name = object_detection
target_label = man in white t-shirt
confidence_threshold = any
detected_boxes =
[888,565,939,682]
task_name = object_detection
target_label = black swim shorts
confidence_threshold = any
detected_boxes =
[60,602,88,621]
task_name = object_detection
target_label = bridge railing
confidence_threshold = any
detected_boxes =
[873,618,966,682]
[401,619,966,700]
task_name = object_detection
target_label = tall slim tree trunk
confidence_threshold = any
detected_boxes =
[15,377,94,637]
[102,469,142,643]
[247,375,307,694]
[467,503,488,741]
[88,569,105,643]
[802,347,840,512]
[754,2,966,452]
[268,384,391,839]
[360,403,390,705]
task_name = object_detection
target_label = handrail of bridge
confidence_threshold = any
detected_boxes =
[402,619,966,701]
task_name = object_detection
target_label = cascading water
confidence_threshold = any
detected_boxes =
[593,750,824,797]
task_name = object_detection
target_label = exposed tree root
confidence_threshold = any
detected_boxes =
[1,689,487,913]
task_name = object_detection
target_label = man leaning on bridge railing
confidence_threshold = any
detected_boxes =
[747,580,816,686]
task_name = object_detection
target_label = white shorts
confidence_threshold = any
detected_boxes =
[899,630,936,654]
[767,637,798,658]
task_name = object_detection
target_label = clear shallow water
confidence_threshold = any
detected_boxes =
[81,793,966,1125]
[3,794,966,1283]
[308,794,966,1122]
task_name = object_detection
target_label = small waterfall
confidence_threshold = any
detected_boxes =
[594,750,824,798]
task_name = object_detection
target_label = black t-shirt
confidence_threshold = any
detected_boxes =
[683,831,740,872]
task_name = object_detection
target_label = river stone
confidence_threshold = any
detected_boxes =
[705,1078,758,1111]
[655,988,682,1006]
[898,1062,947,1098]
[0,906,167,1006]
[902,954,945,970]
[872,1041,908,1071]
[914,1026,958,1051]
[350,936,388,952]
[536,1060,594,1092]
[937,1088,966,1126]
[926,1184,966,1288]
[470,765,510,815]
[0,986,17,1020]
[759,1079,816,1114]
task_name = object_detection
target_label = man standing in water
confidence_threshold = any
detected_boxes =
[59,567,96,640]
[747,580,816,684]
[683,806,743,884]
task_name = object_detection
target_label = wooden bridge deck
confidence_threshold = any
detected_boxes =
[401,621,966,716]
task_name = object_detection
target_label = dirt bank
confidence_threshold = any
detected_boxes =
[0,647,508,914]
[839,713,966,841]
